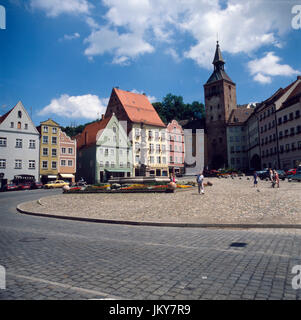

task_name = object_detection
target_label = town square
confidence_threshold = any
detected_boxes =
[1,0,301,306]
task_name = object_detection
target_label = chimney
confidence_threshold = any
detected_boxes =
[101,114,104,120]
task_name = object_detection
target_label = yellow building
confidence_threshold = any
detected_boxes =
[37,119,60,183]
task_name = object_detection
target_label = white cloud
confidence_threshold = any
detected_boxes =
[248,52,299,84]
[165,48,182,63]
[130,89,157,103]
[30,0,91,17]
[84,27,154,64]
[82,0,294,67]
[38,94,108,119]
[59,32,80,41]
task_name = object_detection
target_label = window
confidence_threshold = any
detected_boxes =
[161,133,165,141]
[0,159,6,169]
[296,110,300,118]
[105,161,110,167]
[43,136,48,144]
[42,148,48,156]
[15,160,22,169]
[104,149,109,156]
[28,160,35,169]
[157,156,161,164]
[113,126,117,133]
[170,156,173,163]
[17,122,21,129]
[127,162,130,168]
[61,160,66,166]
[278,117,282,125]
[52,137,57,145]
[120,162,123,168]
[298,141,301,149]
[24,123,28,130]
[0,137,7,147]
[283,115,288,122]
[10,122,14,128]
[135,155,140,163]
[51,161,57,169]
[29,140,35,149]
[16,139,22,148]
[68,160,73,167]
[68,148,73,154]
[162,157,166,164]
[43,126,48,133]
[61,147,66,154]
[42,161,48,169]
[99,161,103,167]
[52,127,57,134]
[52,149,57,157]
[18,111,22,118]
[111,161,115,168]
[150,156,154,164]
[156,144,160,153]
[289,113,294,120]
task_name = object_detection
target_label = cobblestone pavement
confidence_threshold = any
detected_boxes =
[19,177,301,225]
[1,189,301,300]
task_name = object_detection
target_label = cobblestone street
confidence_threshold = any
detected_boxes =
[1,188,301,300]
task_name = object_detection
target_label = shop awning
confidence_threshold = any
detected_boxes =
[59,174,75,178]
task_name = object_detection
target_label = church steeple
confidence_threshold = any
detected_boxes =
[212,41,225,71]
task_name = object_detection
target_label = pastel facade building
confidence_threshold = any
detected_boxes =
[37,119,60,183]
[0,101,40,187]
[167,120,185,175]
[76,114,132,184]
[59,130,77,183]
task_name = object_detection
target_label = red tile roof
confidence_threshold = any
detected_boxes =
[114,88,165,127]
[76,116,112,149]
[228,107,254,125]
[0,107,14,124]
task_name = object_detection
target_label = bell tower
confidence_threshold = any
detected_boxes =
[204,41,237,169]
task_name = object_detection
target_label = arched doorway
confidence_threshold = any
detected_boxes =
[250,154,261,170]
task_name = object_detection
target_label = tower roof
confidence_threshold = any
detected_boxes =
[212,41,225,65]
[205,41,234,85]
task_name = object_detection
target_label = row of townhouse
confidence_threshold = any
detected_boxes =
[0,101,76,188]
[226,76,301,171]
[76,88,188,184]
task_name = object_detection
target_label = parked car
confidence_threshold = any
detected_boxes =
[287,166,301,179]
[288,173,301,182]
[1,183,18,191]
[44,180,70,189]
[31,181,43,189]
[18,183,32,190]
[285,168,297,176]
[257,169,270,180]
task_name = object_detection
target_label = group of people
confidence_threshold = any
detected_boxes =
[253,168,280,188]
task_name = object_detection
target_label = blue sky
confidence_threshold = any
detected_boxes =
[1,0,301,127]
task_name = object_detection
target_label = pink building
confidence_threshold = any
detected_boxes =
[167,120,185,175]
[58,131,76,183]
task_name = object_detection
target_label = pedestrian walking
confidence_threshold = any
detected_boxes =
[274,170,280,188]
[196,171,205,194]
[253,171,258,187]
[269,168,273,181]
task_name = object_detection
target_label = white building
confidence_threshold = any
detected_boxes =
[0,101,40,187]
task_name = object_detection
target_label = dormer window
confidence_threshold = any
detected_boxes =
[18,111,22,118]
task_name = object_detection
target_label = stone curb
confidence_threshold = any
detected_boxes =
[16,203,301,229]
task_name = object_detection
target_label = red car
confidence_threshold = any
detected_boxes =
[286,168,297,176]
[2,183,18,191]
[31,181,43,189]
[18,183,31,190]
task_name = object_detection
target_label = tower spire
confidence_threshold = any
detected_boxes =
[212,41,225,70]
